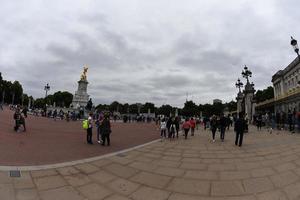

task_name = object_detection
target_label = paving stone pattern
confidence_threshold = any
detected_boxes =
[1,127,300,199]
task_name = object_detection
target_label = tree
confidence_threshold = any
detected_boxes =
[182,100,198,117]
[52,91,73,107]
[10,81,23,105]
[255,86,274,103]
[141,102,155,113]
[109,101,121,112]
[129,104,138,114]
[157,104,173,116]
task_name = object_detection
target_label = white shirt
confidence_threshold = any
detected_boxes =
[160,121,166,130]
[88,116,93,128]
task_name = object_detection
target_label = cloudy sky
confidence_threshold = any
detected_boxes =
[0,0,299,107]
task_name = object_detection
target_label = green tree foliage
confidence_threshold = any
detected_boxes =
[157,104,173,116]
[255,86,274,103]
[182,100,199,117]
[141,102,155,113]
[52,91,73,107]
[34,98,46,108]
[10,81,23,104]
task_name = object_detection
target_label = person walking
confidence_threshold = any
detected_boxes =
[160,118,167,141]
[175,116,180,138]
[101,114,112,146]
[13,108,21,132]
[182,118,191,139]
[256,114,262,131]
[219,113,227,142]
[87,112,93,144]
[210,115,218,143]
[169,118,176,140]
[189,118,196,136]
[235,113,247,147]
[97,113,104,144]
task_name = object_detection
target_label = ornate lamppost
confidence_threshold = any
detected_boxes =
[44,83,50,98]
[235,78,244,93]
[291,36,300,58]
[242,65,252,83]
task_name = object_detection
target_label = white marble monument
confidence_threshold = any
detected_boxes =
[71,66,90,109]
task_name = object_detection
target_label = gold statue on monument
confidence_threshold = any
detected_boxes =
[80,65,89,81]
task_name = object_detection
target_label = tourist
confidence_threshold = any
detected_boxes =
[288,110,293,132]
[101,114,112,146]
[22,106,28,118]
[169,118,176,139]
[256,114,262,131]
[13,108,21,132]
[19,113,26,132]
[166,117,172,136]
[235,113,247,147]
[182,118,191,139]
[53,109,57,121]
[97,113,104,144]
[0,103,3,110]
[210,115,218,142]
[160,118,167,141]
[87,112,93,144]
[189,117,196,136]
[174,116,180,138]
[219,113,227,142]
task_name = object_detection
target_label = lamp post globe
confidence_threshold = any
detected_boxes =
[44,83,50,98]
[291,36,300,57]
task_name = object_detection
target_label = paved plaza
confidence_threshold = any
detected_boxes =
[0,108,158,165]
[0,123,300,199]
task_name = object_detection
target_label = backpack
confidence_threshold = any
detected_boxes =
[82,120,89,130]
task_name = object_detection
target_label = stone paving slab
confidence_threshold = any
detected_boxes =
[0,126,300,199]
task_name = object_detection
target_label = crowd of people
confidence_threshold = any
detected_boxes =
[254,109,300,134]
[158,113,248,147]
[3,103,300,148]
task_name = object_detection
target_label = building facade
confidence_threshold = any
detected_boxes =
[272,57,300,113]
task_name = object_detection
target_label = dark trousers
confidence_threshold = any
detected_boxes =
[14,120,20,131]
[161,129,166,138]
[101,133,110,146]
[191,127,195,136]
[220,127,225,140]
[184,129,189,139]
[87,128,93,143]
[235,131,244,146]
[211,128,216,140]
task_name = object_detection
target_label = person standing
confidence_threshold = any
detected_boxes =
[87,112,93,144]
[210,115,218,143]
[169,118,176,139]
[219,113,227,142]
[101,114,112,146]
[235,113,246,147]
[182,118,191,139]
[160,118,167,141]
[189,118,196,136]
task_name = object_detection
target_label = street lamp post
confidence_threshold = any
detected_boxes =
[241,65,252,83]
[291,36,300,58]
[44,83,50,98]
[235,78,244,93]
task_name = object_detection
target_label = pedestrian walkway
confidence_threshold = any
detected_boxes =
[1,127,300,200]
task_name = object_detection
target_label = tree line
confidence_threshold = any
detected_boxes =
[0,72,73,108]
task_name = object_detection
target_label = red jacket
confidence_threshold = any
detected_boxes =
[189,120,196,128]
[182,121,191,129]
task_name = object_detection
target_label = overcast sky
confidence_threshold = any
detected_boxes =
[0,0,299,107]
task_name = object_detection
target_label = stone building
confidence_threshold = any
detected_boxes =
[272,57,300,112]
